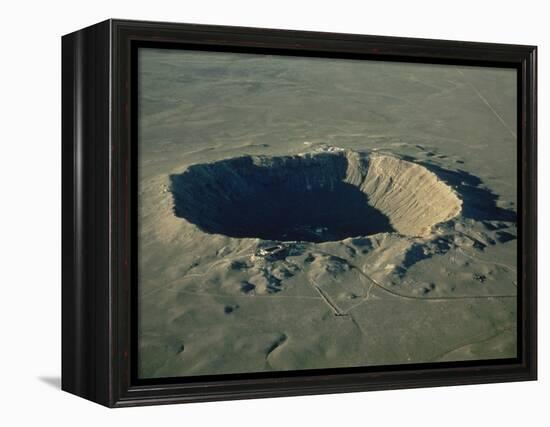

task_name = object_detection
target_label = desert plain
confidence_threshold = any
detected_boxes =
[137,48,518,378]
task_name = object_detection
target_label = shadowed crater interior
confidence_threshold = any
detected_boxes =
[170,150,463,242]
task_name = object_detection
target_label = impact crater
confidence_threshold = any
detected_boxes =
[170,150,462,242]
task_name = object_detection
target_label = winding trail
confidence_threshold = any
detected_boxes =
[141,235,517,327]
[312,249,516,312]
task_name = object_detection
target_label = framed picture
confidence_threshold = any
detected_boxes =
[61,19,537,407]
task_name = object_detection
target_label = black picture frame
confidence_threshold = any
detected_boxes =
[61,19,537,407]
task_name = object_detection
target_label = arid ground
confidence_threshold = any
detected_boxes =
[137,48,518,378]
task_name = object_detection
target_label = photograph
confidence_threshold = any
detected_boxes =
[1,0,545,423]
[136,48,519,378]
